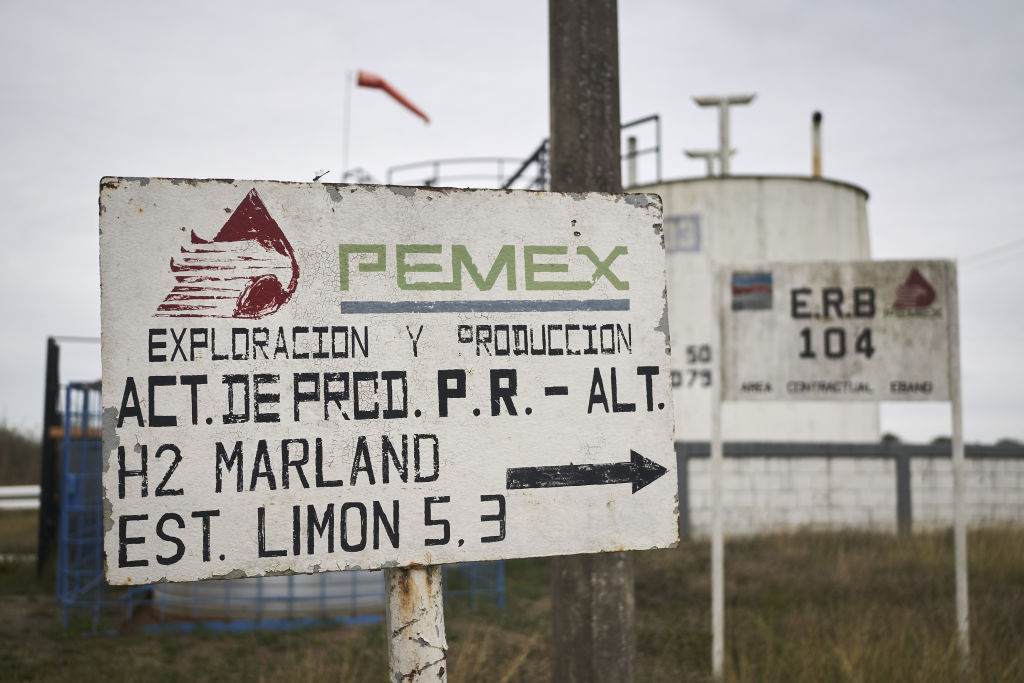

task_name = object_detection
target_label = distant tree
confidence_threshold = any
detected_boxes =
[881,432,901,444]
[0,422,41,485]
[995,438,1022,447]
[931,436,951,446]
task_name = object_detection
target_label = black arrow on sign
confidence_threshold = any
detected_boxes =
[505,450,668,494]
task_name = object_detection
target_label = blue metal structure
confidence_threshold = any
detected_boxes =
[56,382,106,631]
[56,382,504,634]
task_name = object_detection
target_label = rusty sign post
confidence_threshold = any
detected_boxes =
[386,565,447,681]
[99,178,676,680]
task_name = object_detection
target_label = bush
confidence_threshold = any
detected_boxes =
[0,422,40,485]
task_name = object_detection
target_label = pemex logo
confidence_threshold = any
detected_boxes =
[156,189,299,319]
[893,268,936,309]
[886,267,941,318]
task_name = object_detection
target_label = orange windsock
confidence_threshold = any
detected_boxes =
[357,70,430,124]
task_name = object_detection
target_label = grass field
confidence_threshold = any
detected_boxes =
[1,510,1021,682]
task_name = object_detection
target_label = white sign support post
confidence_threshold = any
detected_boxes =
[711,259,967,676]
[946,266,969,668]
[99,179,678,681]
[709,262,725,678]
[386,566,447,681]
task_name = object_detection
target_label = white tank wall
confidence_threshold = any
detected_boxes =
[637,176,880,442]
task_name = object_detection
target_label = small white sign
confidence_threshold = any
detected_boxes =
[719,260,954,402]
[100,178,677,585]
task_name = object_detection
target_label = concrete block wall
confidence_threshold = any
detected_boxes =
[912,457,1024,529]
[680,445,1024,537]
[688,457,898,535]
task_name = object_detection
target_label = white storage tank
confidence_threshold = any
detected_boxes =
[635,175,879,442]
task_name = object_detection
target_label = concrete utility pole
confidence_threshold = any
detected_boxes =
[549,1,636,681]
[549,0,623,193]
[693,94,755,176]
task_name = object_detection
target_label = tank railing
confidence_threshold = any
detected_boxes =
[502,139,549,190]
[386,157,524,188]
[340,167,379,184]
[621,114,662,186]
[382,114,661,192]
[503,115,661,191]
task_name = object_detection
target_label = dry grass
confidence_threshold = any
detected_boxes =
[0,527,1021,682]
[635,529,1024,682]
[0,509,38,555]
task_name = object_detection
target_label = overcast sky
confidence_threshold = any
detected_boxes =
[1,0,1021,443]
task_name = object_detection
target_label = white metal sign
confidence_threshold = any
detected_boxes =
[99,178,677,585]
[719,260,954,402]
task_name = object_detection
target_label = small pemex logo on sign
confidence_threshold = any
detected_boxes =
[893,268,936,309]
[156,189,299,319]
[886,267,941,319]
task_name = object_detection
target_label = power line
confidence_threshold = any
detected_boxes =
[960,236,1024,266]
[960,252,1024,272]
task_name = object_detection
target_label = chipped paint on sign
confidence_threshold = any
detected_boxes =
[99,178,676,585]
[719,260,954,402]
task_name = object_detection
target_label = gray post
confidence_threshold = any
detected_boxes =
[947,263,970,669]
[37,337,60,575]
[684,148,736,178]
[627,136,638,188]
[710,268,725,677]
[676,442,690,538]
[718,103,731,176]
[895,450,912,536]
[549,1,636,681]
[684,149,719,177]
[811,111,823,178]
[549,0,622,192]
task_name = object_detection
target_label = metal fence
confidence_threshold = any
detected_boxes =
[56,383,504,634]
